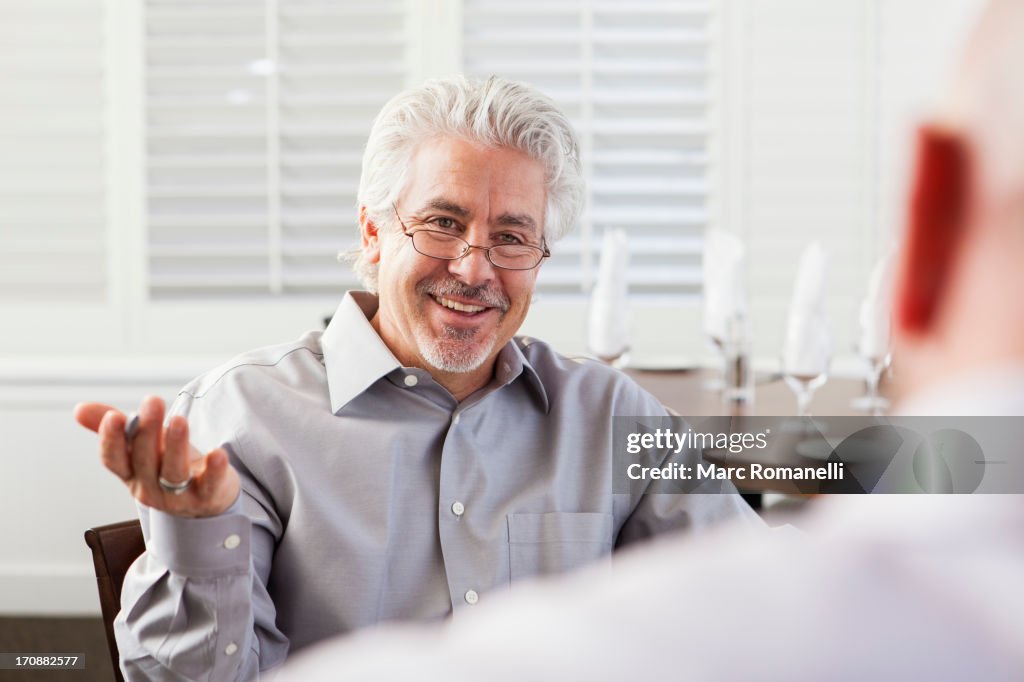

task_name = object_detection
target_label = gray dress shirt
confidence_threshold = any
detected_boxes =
[115,291,759,681]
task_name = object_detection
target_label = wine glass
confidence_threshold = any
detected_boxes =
[703,333,726,392]
[850,347,891,414]
[595,346,631,369]
[781,316,832,418]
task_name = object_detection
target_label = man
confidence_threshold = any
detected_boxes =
[75,76,758,680]
[277,2,1024,679]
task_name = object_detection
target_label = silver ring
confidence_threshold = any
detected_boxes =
[158,475,192,495]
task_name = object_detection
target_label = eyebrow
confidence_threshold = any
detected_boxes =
[417,197,539,233]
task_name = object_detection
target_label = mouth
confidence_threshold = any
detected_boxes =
[430,294,492,317]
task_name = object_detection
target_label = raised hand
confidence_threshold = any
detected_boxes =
[74,395,240,517]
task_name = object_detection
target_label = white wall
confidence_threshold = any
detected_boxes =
[0,377,179,614]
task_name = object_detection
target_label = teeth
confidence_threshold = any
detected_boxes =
[435,296,486,313]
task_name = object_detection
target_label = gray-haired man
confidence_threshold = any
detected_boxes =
[76,76,758,680]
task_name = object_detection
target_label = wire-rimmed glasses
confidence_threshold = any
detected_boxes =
[393,206,549,271]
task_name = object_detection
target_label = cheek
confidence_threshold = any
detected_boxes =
[504,275,538,313]
[378,241,418,287]
[513,271,539,297]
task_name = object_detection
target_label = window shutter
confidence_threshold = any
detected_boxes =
[144,0,407,298]
[0,0,107,302]
[740,0,875,354]
[461,0,713,298]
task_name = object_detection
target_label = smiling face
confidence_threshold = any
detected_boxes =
[361,135,547,393]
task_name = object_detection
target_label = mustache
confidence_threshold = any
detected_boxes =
[417,277,511,312]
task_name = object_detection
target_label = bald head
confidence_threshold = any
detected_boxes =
[892,0,1024,403]
[940,0,1024,202]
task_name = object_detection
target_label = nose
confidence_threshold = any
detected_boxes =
[446,245,496,286]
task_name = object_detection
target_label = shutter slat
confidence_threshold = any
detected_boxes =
[145,0,406,297]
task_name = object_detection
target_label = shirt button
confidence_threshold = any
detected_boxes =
[464,589,479,605]
[451,501,465,517]
[452,413,460,425]
[224,534,241,550]
[404,374,418,387]
[224,642,238,656]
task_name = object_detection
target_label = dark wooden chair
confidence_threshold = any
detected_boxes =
[84,519,145,682]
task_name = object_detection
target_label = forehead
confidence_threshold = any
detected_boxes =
[401,136,547,230]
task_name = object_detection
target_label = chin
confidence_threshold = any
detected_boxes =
[419,334,497,374]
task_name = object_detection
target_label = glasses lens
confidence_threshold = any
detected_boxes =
[412,231,464,259]
[410,230,544,269]
[490,244,543,269]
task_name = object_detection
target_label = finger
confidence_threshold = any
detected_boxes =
[159,416,193,491]
[97,410,133,481]
[130,395,165,489]
[192,448,240,516]
[74,402,119,432]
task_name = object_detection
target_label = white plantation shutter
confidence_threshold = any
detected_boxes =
[461,0,712,298]
[738,0,876,357]
[145,0,407,299]
[0,0,106,302]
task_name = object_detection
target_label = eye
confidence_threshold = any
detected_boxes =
[497,232,526,245]
[429,216,459,231]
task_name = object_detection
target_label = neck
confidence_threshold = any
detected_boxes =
[370,311,495,403]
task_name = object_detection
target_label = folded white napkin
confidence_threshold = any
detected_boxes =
[858,251,895,360]
[588,229,631,359]
[702,229,747,344]
[783,241,831,376]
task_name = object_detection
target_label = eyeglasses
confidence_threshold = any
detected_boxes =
[393,205,550,271]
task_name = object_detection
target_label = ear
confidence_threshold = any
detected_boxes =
[359,206,382,265]
[893,126,970,337]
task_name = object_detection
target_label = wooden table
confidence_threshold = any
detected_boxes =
[626,368,879,417]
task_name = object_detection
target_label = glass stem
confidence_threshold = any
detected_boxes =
[797,387,812,417]
[866,365,881,399]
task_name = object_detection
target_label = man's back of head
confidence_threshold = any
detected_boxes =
[893,0,1024,408]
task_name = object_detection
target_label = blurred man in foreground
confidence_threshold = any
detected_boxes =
[280,2,1024,679]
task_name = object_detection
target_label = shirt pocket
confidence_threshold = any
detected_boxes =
[507,512,614,582]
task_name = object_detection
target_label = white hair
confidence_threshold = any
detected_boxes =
[346,75,584,291]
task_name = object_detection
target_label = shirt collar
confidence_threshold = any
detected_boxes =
[322,291,401,413]
[322,290,550,414]
[496,338,550,414]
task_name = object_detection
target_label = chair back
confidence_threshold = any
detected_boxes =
[84,519,145,682]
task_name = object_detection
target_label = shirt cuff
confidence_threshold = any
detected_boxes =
[146,496,250,578]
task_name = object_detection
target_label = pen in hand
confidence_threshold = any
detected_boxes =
[124,412,140,440]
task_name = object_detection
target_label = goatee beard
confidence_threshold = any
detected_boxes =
[414,276,509,373]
